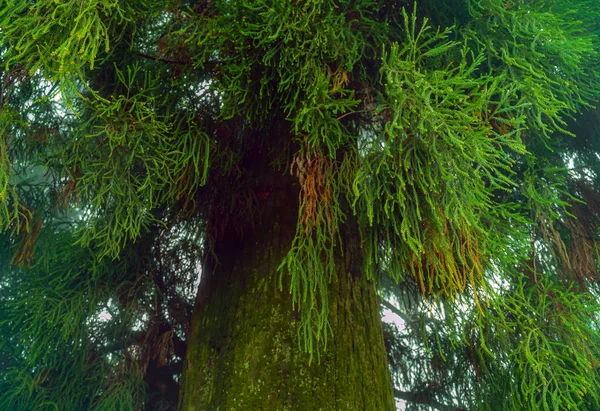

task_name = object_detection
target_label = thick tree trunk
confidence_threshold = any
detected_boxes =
[178,126,394,410]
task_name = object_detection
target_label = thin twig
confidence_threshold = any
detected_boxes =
[336,109,372,121]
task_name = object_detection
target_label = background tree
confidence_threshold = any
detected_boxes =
[1,0,600,410]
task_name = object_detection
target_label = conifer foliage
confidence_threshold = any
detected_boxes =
[1,0,600,409]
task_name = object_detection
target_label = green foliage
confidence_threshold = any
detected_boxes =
[0,109,20,231]
[61,63,211,258]
[465,0,600,137]
[493,281,600,410]
[1,0,600,409]
[382,272,600,410]
[279,150,352,358]
[0,228,147,410]
[353,6,527,303]
[0,0,134,78]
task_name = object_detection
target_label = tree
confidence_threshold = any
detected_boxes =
[1,0,600,410]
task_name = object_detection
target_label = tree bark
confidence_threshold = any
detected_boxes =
[178,153,394,409]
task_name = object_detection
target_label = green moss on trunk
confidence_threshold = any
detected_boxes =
[178,170,394,410]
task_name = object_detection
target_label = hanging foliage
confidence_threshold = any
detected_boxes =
[1,0,600,409]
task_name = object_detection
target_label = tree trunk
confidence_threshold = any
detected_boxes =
[178,124,394,410]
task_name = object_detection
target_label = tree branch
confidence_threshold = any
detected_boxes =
[381,299,411,324]
[394,388,467,411]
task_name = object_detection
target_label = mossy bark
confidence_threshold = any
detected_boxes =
[178,165,394,410]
